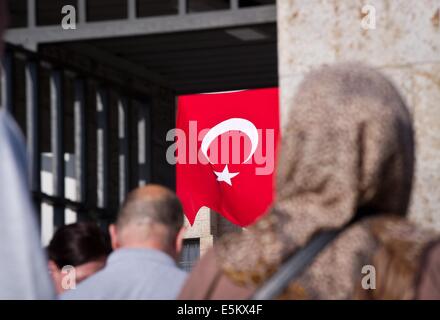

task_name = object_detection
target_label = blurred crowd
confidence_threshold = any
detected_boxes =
[1,0,439,300]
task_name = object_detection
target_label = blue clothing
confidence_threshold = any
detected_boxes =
[61,248,187,300]
[0,110,55,299]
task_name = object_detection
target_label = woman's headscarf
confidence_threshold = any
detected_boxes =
[0,109,55,299]
[217,63,416,289]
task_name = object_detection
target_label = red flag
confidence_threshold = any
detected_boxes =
[175,88,279,227]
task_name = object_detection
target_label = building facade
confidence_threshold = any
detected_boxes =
[3,0,439,270]
[3,0,277,268]
[278,0,440,231]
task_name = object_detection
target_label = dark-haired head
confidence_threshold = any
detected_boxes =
[47,222,110,294]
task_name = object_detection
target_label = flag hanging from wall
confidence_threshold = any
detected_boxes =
[175,88,279,227]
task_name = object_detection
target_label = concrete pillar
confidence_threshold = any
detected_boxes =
[277,0,440,229]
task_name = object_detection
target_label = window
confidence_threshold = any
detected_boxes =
[87,0,127,22]
[239,0,275,8]
[137,0,178,17]
[7,0,27,28]
[37,0,78,26]
[179,238,200,272]
[187,0,229,13]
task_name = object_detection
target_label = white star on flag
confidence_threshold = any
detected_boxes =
[214,165,239,186]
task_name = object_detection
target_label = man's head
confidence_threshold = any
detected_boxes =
[109,184,185,260]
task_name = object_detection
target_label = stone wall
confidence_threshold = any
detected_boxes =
[277,0,440,229]
[184,207,242,254]
[184,207,215,255]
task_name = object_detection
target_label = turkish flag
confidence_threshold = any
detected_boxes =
[176,88,279,227]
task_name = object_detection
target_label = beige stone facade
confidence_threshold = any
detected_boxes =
[184,207,241,254]
[278,0,440,230]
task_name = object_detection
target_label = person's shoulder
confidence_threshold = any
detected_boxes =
[417,240,440,299]
[174,266,189,282]
[161,262,188,284]
[177,248,221,299]
[60,278,97,300]
[60,267,110,300]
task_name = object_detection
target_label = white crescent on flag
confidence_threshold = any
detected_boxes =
[201,118,259,186]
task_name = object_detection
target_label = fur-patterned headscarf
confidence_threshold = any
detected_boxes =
[217,63,436,299]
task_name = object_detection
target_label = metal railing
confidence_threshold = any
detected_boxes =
[6,0,276,46]
[1,43,155,231]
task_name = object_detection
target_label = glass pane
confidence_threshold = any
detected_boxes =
[7,0,27,28]
[187,0,229,13]
[37,0,78,26]
[179,238,200,272]
[239,0,275,7]
[137,0,178,17]
[87,0,127,22]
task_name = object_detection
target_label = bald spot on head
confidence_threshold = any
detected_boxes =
[116,185,184,245]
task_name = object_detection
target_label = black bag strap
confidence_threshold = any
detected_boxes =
[251,208,373,300]
[251,229,341,300]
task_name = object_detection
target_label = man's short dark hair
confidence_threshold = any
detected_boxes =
[47,222,110,268]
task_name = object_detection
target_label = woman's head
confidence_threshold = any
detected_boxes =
[274,62,415,245]
[218,63,415,285]
[47,222,110,294]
